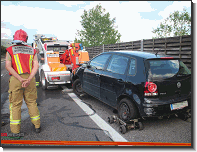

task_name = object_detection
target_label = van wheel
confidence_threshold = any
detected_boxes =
[73,79,83,96]
[118,98,137,122]
[41,71,48,90]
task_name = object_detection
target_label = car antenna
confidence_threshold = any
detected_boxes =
[155,50,160,56]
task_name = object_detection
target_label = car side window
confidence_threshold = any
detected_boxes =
[106,55,129,74]
[128,58,136,75]
[90,54,111,70]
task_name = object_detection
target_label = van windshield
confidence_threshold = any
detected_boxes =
[145,59,191,79]
[47,46,68,52]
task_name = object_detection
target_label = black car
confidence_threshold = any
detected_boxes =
[72,51,191,122]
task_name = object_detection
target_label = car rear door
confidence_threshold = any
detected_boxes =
[83,53,111,99]
[100,54,129,108]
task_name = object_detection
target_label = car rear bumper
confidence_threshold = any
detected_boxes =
[141,97,191,117]
[45,71,71,84]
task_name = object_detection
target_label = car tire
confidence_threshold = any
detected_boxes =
[73,79,83,96]
[118,98,138,122]
[41,71,48,90]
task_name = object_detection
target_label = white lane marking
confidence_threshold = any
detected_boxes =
[68,93,128,142]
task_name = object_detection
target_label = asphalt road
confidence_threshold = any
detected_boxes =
[1,61,10,107]
[1,60,192,146]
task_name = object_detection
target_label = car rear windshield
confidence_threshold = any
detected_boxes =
[145,59,191,79]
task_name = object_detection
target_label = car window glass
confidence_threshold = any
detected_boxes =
[90,54,111,70]
[146,59,190,79]
[148,60,179,78]
[179,61,191,75]
[106,55,129,74]
[128,58,136,75]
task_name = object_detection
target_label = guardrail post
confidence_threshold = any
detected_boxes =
[118,43,119,50]
[179,36,182,59]
[153,39,155,52]
[165,38,167,55]
[141,39,143,51]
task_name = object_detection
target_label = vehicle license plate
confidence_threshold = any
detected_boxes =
[170,101,188,111]
[47,54,59,57]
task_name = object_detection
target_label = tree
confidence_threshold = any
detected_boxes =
[152,8,191,38]
[75,4,121,47]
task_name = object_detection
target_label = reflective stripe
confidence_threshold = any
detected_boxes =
[10,120,21,124]
[31,115,40,121]
[10,103,13,120]
[71,49,73,55]
[14,54,23,74]
[16,54,23,74]
[29,55,33,73]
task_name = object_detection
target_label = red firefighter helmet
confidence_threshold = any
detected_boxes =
[13,29,28,42]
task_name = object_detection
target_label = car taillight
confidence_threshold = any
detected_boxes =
[52,77,60,81]
[144,82,158,96]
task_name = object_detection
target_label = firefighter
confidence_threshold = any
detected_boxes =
[5,29,41,135]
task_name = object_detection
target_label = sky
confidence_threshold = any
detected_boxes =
[1,1,193,44]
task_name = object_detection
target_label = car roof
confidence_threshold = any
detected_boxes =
[104,50,166,59]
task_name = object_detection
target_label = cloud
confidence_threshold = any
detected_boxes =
[81,1,156,12]
[79,1,158,41]
[1,1,191,43]
[158,1,191,19]
[1,5,84,41]
[56,1,85,7]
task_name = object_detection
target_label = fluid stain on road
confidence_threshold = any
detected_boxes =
[44,105,113,141]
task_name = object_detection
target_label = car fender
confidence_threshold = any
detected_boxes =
[72,66,84,84]
[116,92,143,115]
[116,94,139,109]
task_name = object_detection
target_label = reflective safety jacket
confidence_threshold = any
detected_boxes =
[7,45,36,75]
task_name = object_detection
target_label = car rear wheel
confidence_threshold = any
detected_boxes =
[118,98,138,122]
[41,71,48,90]
[73,79,83,96]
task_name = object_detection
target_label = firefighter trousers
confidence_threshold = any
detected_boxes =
[8,74,40,134]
